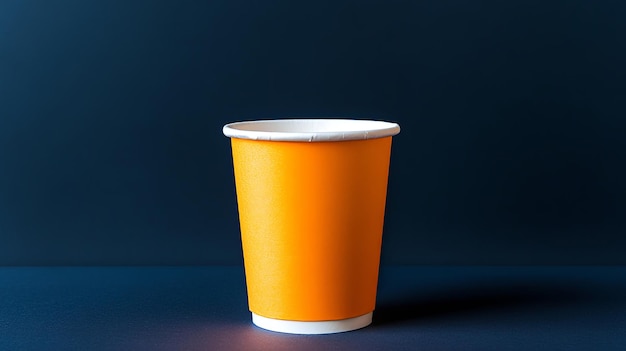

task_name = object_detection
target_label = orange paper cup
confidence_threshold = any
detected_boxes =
[223,119,400,334]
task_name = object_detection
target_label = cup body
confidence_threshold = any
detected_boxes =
[224,119,399,334]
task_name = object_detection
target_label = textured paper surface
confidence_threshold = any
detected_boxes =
[231,137,393,321]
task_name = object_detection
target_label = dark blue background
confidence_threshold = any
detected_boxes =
[1,0,625,265]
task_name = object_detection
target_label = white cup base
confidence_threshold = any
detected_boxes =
[251,312,373,334]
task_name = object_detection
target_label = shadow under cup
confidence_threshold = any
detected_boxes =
[223,119,400,334]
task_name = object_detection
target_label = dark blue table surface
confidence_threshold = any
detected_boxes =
[1,266,625,351]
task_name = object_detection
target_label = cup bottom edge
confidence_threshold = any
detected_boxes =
[251,312,373,334]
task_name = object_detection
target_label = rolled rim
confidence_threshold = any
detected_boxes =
[222,119,400,142]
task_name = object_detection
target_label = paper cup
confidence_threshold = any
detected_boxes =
[223,119,400,334]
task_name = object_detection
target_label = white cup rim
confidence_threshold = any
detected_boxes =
[223,119,400,142]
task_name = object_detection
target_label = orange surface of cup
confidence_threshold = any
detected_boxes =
[224,119,399,332]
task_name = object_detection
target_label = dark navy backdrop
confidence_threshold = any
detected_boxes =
[1,0,624,265]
